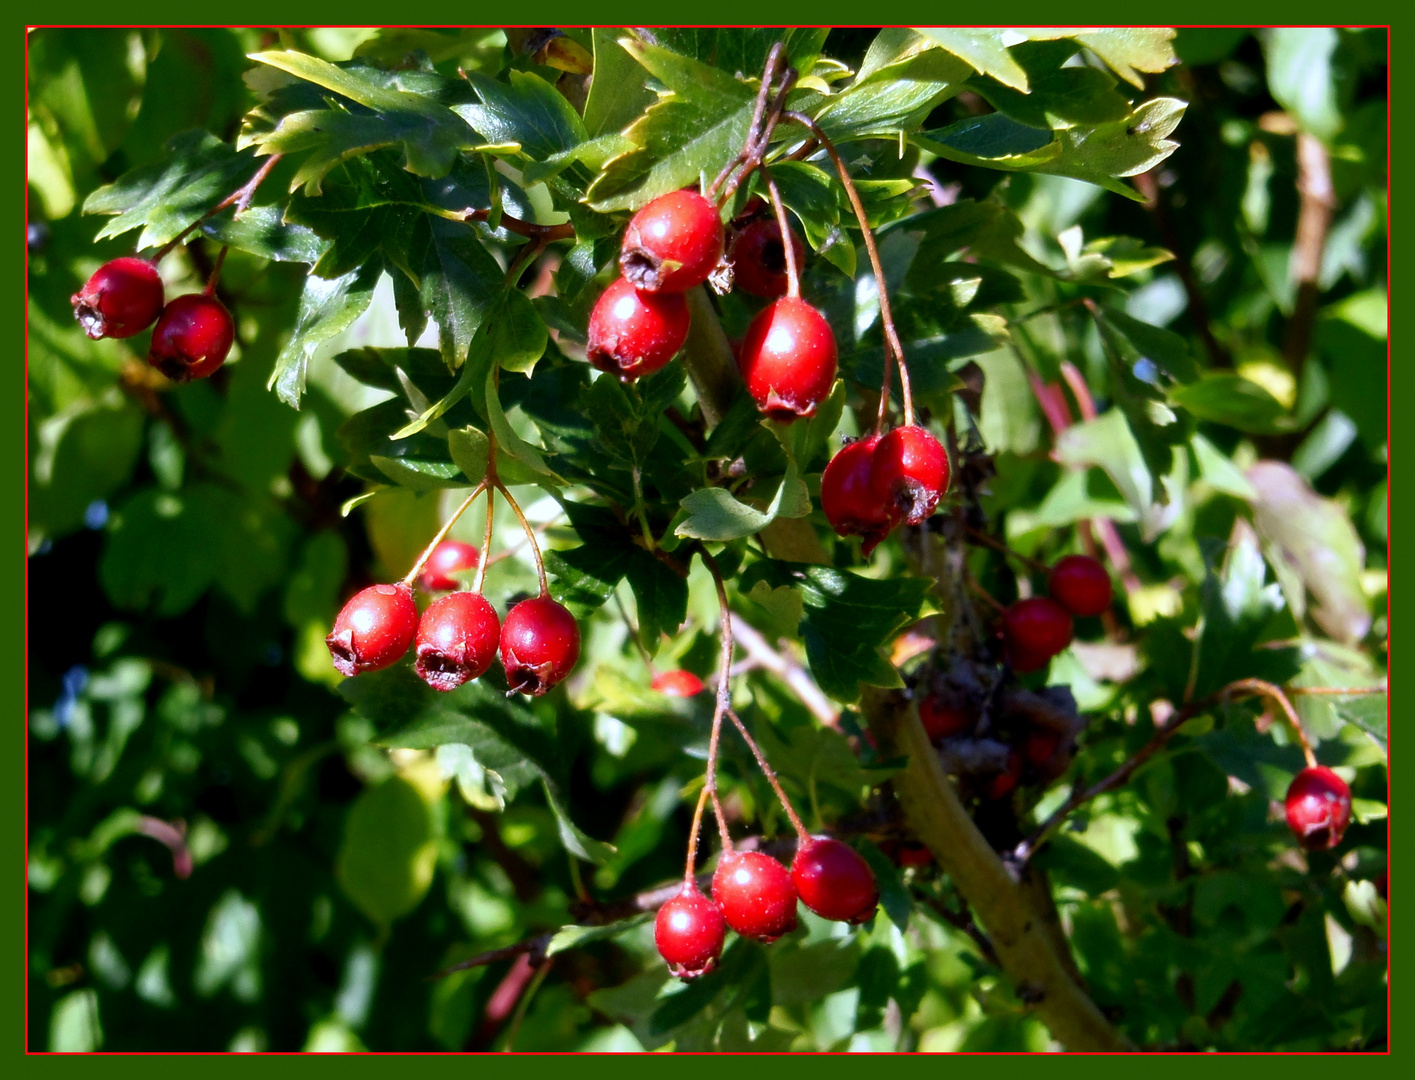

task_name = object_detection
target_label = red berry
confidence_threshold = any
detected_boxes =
[414,592,501,692]
[821,435,895,553]
[790,837,878,924]
[1003,598,1073,671]
[586,277,691,381]
[655,883,726,979]
[651,669,705,697]
[711,851,799,942]
[499,596,580,696]
[1024,728,1062,766]
[148,293,235,382]
[1376,868,1387,900]
[737,297,837,422]
[1285,766,1353,851]
[919,694,971,740]
[1049,555,1113,617]
[620,190,724,293]
[71,257,165,340]
[729,217,806,298]
[326,583,418,677]
[986,750,1023,799]
[418,540,481,592]
[868,425,949,527]
[895,842,933,868]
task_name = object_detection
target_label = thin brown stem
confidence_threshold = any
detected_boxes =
[402,482,488,588]
[1226,678,1316,768]
[702,550,737,855]
[471,458,497,595]
[963,525,1050,576]
[708,42,786,204]
[760,167,800,299]
[683,784,711,884]
[726,709,810,842]
[461,207,576,242]
[203,246,229,296]
[494,481,549,598]
[965,570,1007,615]
[153,154,283,263]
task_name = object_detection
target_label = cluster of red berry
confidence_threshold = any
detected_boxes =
[822,426,951,554]
[1000,555,1113,672]
[656,837,878,979]
[71,256,235,382]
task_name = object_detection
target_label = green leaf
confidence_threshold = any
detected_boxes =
[1055,410,1157,536]
[1261,29,1343,141]
[198,204,328,263]
[814,48,972,142]
[269,260,382,409]
[915,28,1030,91]
[1191,434,1257,499]
[583,29,658,137]
[456,69,587,162]
[1018,28,1178,89]
[407,215,507,372]
[370,455,465,491]
[914,113,1061,171]
[447,426,490,485]
[544,543,637,621]
[543,780,617,863]
[485,370,562,483]
[674,487,773,542]
[1036,98,1188,200]
[855,841,912,931]
[546,913,655,957]
[335,775,439,926]
[488,286,548,374]
[625,558,690,654]
[1171,374,1288,433]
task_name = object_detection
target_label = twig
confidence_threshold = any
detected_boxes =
[963,525,1050,576]
[152,154,284,263]
[1283,132,1335,378]
[461,207,576,242]
[728,616,838,728]
[708,42,787,203]
[913,889,999,967]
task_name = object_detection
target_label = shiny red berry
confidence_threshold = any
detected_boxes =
[712,850,799,942]
[737,297,837,422]
[148,293,235,382]
[499,596,580,696]
[418,540,481,592]
[1285,766,1353,851]
[986,750,1023,799]
[868,425,949,527]
[1049,555,1113,617]
[729,217,806,298]
[1003,598,1074,671]
[326,583,418,677]
[919,694,971,740]
[651,669,705,697]
[1024,728,1062,766]
[655,884,726,979]
[586,277,691,381]
[790,837,878,924]
[620,190,724,293]
[414,592,500,692]
[821,435,894,554]
[71,257,164,339]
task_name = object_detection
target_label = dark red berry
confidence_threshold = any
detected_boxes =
[620,190,724,294]
[821,435,894,554]
[895,842,933,868]
[71,257,164,339]
[1024,728,1062,766]
[1285,766,1353,851]
[737,297,837,422]
[729,217,807,298]
[414,592,500,692]
[790,837,878,924]
[326,583,418,677]
[986,750,1023,799]
[148,293,235,382]
[655,883,726,979]
[919,694,971,740]
[712,850,799,942]
[499,596,580,696]
[418,540,481,592]
[1049,555,1113,617]
[651,669,705,697]
[868,425,949,527]
[585,277,691,381]
[1003,598,1074,671]
[1376,868,1387,900]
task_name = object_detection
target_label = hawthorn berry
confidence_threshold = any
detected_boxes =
[821,435,894,553]
[919,694,971,741]
[414,592,500,692]
[651,669,706,697]
[985,750,1023,799]
[499,596,580,696]
[737,297,837,421]
[1003,597,1074,672]
[1049,555,1112,617]
[894,842,933,869]
[619,190,724,293]
[868,425,949,527]
[655,884,726,979]
[418,540,481,592]
[711,850,799,942]
[1024,728,1062,767]
[1285,766,1353,851]
[729,217,807,298]
[71,257,165,340]
[326,583,418,677]
[790,837,878,924]
[148,294,235,382]
[586,277,691,381]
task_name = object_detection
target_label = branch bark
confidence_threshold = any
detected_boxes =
[1283,131,1335,378]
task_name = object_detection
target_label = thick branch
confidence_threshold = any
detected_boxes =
[1283,132,1335,377]
[679,285,742,429]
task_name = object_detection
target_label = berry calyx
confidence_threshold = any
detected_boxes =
[651,669,706,697]
[985,750,1023,799]
[414,592,500,692]
[619,190,724,293]
[655,884,726,979]
[790,837,878,924]
[1049,555,1113,617]
[148,293,235,382]
[868,425,949,527]
[71,257,164,339]
[737,297,837,422]
[919,694,971,740]
[418,540,481,592]
[326,583,418,677]
[821,435,894,554]
[499,596,580,696]
[711,850,799,943]
[1285,766,1353,851]
[586,277,691,381]
[729,217,807,298]
[1003,597,1074,672]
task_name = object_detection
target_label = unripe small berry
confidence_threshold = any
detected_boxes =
[655,884,726,979]
[919,694,971,740]
[500,596,580,696]
[737,297,837,422]
[868,425,949,527]
[712,851,799,943]
[1285,766,1353,851]
[1003,598,1074,671]
[414,592,500,692]
[326,583,418,677]
[620,190,724,293]
[790,837,878,924]
[729,217,806,298]
[586,277,691,381]
[651,669,705,697]
[71,257,165,340]
[821,435,895,554]
[419,540,481,592]
[148,294,235,382]
[1049,555,1113,617]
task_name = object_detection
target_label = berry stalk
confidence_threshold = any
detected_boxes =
[494,480,550,599]
[759,167,800,300]
[726,708,811,843]
[402,481,489,588]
